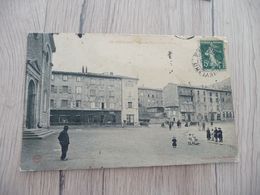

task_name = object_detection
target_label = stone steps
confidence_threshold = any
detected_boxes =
[23,128,55,139]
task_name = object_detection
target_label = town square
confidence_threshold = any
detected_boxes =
[20,33,238,171]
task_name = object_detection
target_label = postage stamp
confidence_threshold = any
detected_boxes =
[200,40,226,71]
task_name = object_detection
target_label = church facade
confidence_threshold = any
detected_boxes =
[23,33,56,129]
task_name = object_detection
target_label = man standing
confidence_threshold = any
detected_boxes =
[58,126,70,161]
[202,121,206,131]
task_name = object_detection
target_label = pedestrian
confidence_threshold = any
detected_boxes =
[169,122,172,131]
[58,126,70,161]
[206,128,211,140]
[172,136,177,148]
[177,120,181,128]
[214,127,218,142]
[185,121,188,127]
[211,129,214,141]
[188,134,193,145]
[37,122,42,128]
[211,121,213,126]
[202,121,206,131]
[218,128,223,142]
[161,122,165,128]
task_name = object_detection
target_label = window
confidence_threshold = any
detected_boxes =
[100,90,105,97]
[90,102,95,108]
[61,100,68,108]
[76,100,81,108]
[109,91,114,98]
[209,92,212,96]
[110,103,115,109]
[126,114,134,125]
[90,89,96,96]
[128,102,133,108]
[76,76,81,82]
[110,80,114,86]
[216,98,219,102]
[62,75,68,81]
[222,98,225,102]
[204,97,206,102]
[46,52,49,64]
[197,91,200,95]
[203,91,205,95]
[223,112,225,117]
[62,86,68,93]
[50,99,55,108]
[216,92,218,97]
[126,81,133,87]
[100,79,105,86]
[51,85,56,93]
[210,97,212,103]
[148,94,150,97]
[101,102,105,109]
[76,86,82,94]
[90,78,95,85]
[217,105,220,111]
[51,74,55,80]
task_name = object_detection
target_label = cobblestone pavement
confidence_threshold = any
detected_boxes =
[20,122,238,171]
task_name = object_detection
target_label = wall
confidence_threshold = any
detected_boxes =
[51,73,122,111]
[121,78,139,125]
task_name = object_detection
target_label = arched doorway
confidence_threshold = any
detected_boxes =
[26,80,36,129]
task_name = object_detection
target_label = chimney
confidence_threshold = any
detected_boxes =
[85,66,88,73]
[82,66,84,73]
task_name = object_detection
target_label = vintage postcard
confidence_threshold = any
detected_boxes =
[20,33,238,171]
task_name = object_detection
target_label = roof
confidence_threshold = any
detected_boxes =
[177,85,232,93]
[165,82,232,92]
[138,87,162,91]
[52,70,138,80]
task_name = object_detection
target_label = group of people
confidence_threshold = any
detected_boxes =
[206,127,223,143]
[161,120,182,130]
[187,133,200,145]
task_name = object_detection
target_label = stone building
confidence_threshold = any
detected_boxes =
[24,33,56,129]
[138,87,164,122]
[163,80,234,123]
[50,71,139,126]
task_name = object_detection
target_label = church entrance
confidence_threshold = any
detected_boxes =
[26,80,36,129]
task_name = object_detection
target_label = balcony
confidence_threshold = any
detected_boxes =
[180,104,195,112]
[178,90,193,96]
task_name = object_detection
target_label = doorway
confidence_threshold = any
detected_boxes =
[26,80,36,129]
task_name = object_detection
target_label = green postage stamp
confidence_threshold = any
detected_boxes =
[200,40,226,71]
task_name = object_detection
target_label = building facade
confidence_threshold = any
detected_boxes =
[163,81,234,123]
[24,33,56,129]
[50,71,138,126]
[138,87,164,123]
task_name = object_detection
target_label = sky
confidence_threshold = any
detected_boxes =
[52,33,231,89]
